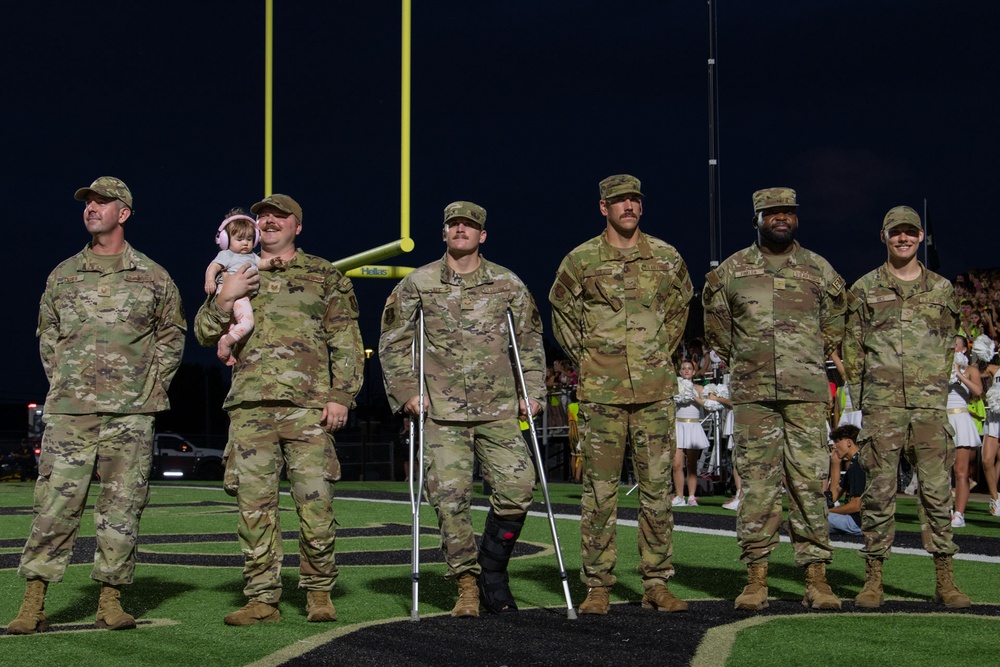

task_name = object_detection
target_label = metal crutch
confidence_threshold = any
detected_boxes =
[506,307,578,619]
[409,308,426,621]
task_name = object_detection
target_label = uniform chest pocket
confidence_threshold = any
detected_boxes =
[583,269,622,312]
[118,276,158,329]
[421,287,458,330]
[468,286,511,319]
[911,298,947,324]
[865,294,898,328]
[781,277,822,311]
[639,262,687,311]
[728,274,769,320]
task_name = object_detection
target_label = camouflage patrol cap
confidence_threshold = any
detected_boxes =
[251,193,303,222]
[752,187,797,213]
[74,176,133,211]
[443,201,487,228]
[599,174,643,200]
[882,205,922,233]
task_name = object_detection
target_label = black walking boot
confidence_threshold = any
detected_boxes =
[477,510,525,613]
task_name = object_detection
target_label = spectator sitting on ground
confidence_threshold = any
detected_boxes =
[828,424,864,536]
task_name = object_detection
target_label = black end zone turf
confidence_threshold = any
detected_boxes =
[281,600,998,666]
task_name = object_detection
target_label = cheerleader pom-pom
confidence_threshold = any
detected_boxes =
[973,335,997,364]
[987,383,1000,413]
[674,377,695,403]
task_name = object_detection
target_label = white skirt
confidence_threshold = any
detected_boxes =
[676,419,709,450]
[838,410,862,428]
[984,416,999,439]
[722,410,734,436]
[724,410,735,451]
[948,410,982,448]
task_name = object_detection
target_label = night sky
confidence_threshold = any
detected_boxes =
[6,1,999,407]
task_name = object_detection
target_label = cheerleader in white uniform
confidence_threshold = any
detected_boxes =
[970,335,1000,516]
[673,361,709,507]
[950,336,983,528]
[719,390,741,510]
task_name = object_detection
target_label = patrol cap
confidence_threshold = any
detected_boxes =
[74,176,133,211]
[599,174,643,200]
[881,205,922,233]
[752,187,797,213]
[251,194,303,222]
[443,201,487,228]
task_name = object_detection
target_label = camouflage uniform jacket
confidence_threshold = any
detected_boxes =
[549,232,692,405]
[379,253,545,421]
[194,249,364,410]
[702,241,846,404]
[38,243,186,414]
[842,262,957,409]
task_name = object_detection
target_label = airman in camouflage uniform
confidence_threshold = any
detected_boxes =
[194,194,364,626]
[842,205,970,609]
[379,201,544,617]
[703,187,846,611]
[550,175,692,615]
[8,177,186,635]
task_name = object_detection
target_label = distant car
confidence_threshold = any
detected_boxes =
[152,433,225,481]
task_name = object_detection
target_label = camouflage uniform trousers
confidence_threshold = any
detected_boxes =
[578,399,676,589]
[226,403,341,603]
[858,406,959,559]
[18,413,153,585]
[422,417,535,579]
[733,401,832,566]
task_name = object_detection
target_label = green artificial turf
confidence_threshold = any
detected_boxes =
[713,615,1000,667]
[2,481,999,666]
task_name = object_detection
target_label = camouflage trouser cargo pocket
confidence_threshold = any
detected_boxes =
[324,435,342,483]
[857,427,878,474]
[223,441,239,497]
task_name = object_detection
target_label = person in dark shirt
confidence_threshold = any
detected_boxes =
[829,425,863,536]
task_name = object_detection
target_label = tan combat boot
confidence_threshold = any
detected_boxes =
[854,559,884,608]
[578,586,611,615]
[306,591,337,622]
[933,555,971,608]
[7,579,49,635]
[95,584,137,630]
[451,573,480,618]
[223,600,282,626]
[802,562,842,610]
[734,562,769,610]
[641,584,688,612]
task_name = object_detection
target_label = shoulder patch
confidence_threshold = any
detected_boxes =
[381,295,402,329]
[553,269,581,301]
[846,289,862,311]
[676,262,688,283]
[529,295,542,331]
[335,274,354,292]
